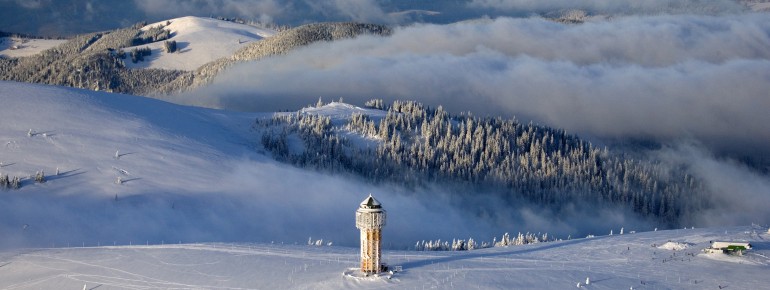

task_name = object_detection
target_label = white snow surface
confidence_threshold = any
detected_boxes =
[0,37,66,58]
[297,101,388,146]
[0,226,768,289]
[1,81,768,289]
[123,16,275,71]
[0,81,514,251]
[657,241,692,251]
[300,101,387,121]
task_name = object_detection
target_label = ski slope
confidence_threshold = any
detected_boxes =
[123,16,276,71]
[0,226,768,289]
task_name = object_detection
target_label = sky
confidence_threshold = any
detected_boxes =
[0,0,752,36]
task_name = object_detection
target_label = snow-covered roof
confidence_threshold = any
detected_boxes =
[710,241,751,249]
[359,194,382,209]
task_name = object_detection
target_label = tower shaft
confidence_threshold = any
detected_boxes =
[360,229,382,273]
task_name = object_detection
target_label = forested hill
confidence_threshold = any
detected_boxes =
[257,101,703,227]
[0,22,182,95]
[0,18,390,95]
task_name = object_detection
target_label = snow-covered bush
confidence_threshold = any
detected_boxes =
[10,176,20,189]
[0,174,9,189]
[163,40,177,53]
[34,171,45,183]
[415,232,553,251]
[307,237,331,246]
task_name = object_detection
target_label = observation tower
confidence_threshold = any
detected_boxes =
[355,194,386,274]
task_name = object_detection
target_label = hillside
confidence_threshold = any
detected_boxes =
[257,101,705,227]
[122,16,275,71]
[0,18,390,95]
[0,81,560,250]
[0,226,767,289]
[0,80,272,247]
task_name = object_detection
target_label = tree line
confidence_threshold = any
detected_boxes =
[257,100,706,227]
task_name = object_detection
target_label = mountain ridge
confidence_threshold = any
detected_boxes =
[0,17,391,96]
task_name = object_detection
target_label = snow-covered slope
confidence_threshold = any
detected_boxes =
[0,81,513,250]
[1,81,768,289]
[0,226,768,289]
[123,16,276,71]
[0,37,66,58]
[0,80,257,196]
[299,102,387,121]
[0,81,360,247]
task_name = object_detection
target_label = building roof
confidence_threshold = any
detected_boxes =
[710,241,752,249]
[359,194,382,209]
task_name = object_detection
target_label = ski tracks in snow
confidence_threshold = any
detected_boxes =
[6,251,256,290]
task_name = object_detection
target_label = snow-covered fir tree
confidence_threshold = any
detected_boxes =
[256,100,703,226]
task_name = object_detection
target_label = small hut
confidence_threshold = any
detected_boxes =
[705,241,752,256]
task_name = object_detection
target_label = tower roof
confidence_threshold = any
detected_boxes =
[359,194,382,209]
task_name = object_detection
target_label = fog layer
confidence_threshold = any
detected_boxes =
[0,155,648,250]
[0,0,752,36]
[185,15,770,158]
[468,0,746,14]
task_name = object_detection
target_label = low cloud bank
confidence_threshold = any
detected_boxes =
[468,0,746,15]
[652,143,770,227]
[1,130,765,251]
[0,157,649,250]
[183,15,770,159]
[133,0,396,25]
[0,0,754,36]
[4,143,764,251]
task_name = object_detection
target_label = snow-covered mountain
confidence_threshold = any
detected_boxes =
[0,16,274,67]
[0,79,768,290]
[0,225,767,289]
[123,16,275,71]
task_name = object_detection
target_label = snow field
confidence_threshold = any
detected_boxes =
[0,37,66,58]
[0,226,768,289]
[123,16,276,71]
[657,241,692,251]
